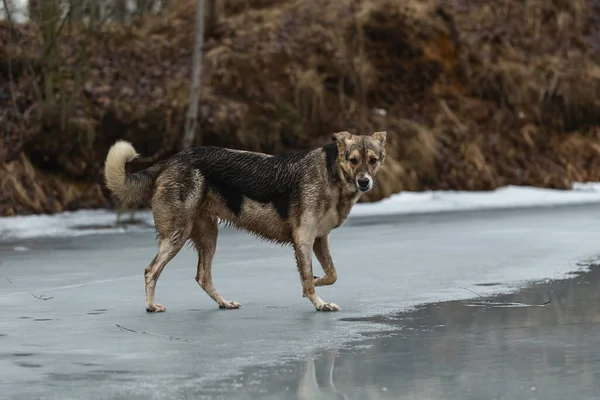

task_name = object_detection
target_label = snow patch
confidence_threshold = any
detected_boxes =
[350,183,600,217]
[0,209,155,241]
[2,183,600,241]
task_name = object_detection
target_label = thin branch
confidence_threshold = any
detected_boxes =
[115,323,190,342]
[5,277,12,284]
[116,324,139,333]
[31,292,54,300]
[466,300,551,308]
[458,286,485,299]
[460,286,550,307]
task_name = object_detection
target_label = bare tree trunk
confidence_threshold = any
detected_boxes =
[182,0,205,150]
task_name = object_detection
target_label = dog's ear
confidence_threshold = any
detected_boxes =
[331,131,352,152]
[372,131,387,146]
[331,131,352,142]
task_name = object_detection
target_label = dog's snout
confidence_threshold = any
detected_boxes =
[357,177,370,188]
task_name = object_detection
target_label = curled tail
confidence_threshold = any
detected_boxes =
[104,140,165,206]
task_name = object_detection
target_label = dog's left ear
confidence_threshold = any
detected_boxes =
[372,131,387,146]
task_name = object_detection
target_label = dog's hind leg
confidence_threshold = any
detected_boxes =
[293,231,340,312]
[144,202,194,312]
[191,216,241,310]
[144,232,188,312]
[143,169,203,312]
[312,235,337,287]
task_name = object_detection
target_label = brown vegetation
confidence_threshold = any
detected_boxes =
[1,0,600,216]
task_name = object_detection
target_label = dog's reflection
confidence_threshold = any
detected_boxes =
[297,350,349,400]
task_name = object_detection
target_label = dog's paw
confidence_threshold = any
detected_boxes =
[219,300,242,310]
[316,303,341,312]
[146,303,167,313]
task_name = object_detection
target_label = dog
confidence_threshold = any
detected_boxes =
[103,130,387,313]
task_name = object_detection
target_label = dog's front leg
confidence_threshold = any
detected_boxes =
[313,235,337,287]
[293,235,341,312]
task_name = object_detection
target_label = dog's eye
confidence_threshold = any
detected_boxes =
[369,158,378,165]
[349,158,359,165]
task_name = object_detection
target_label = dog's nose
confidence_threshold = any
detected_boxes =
[357,177,370,188]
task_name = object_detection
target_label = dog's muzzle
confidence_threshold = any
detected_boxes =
[357,176,373,192]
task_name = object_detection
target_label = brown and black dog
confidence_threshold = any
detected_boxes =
[103,131,387,313]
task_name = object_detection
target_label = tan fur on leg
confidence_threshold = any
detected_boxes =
[144,236,185,312]
[313,235,338,287]
[293,230,340,312]
[192,216,241,309]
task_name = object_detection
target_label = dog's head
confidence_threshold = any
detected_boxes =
[331,130,387,193]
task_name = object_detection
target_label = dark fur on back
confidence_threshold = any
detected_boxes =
[169,144,339,220]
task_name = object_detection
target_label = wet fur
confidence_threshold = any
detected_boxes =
[103,131,387,312]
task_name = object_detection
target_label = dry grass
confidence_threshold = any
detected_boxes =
[2,0,600,216]
[0,154,107,216]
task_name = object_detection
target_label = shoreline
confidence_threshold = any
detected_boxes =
[3,183,600,242]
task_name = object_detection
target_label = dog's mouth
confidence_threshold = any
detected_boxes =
[358,186,370,192]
